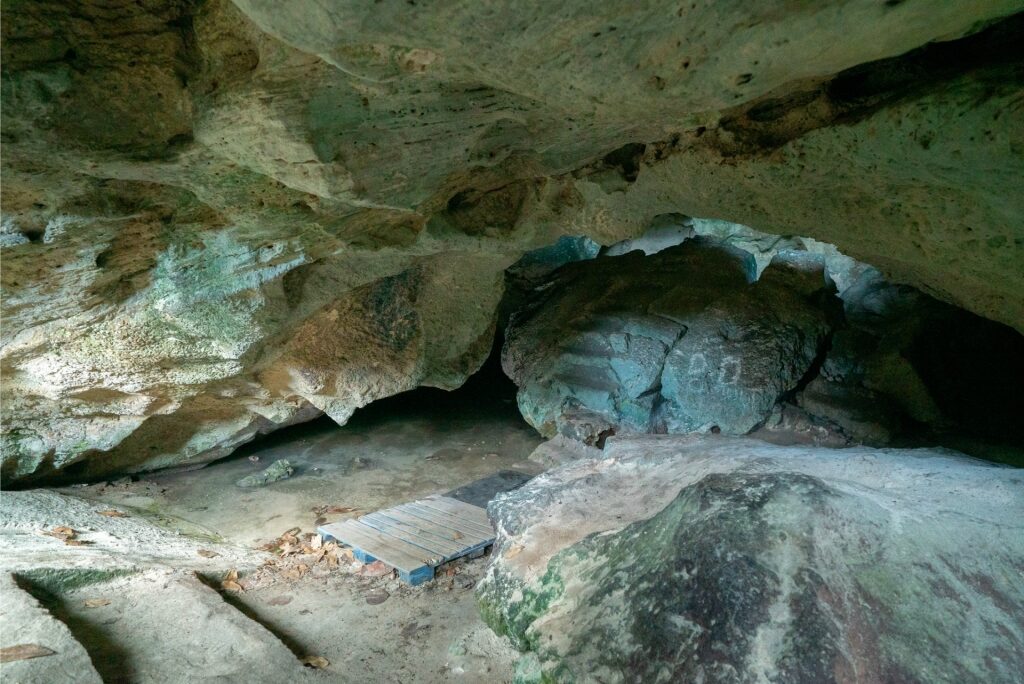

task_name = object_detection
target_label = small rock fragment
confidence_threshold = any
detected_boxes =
[359,560,392,577]
[301,655,329,669]
[236,459,294,488]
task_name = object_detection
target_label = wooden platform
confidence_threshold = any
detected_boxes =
[317,495,495,585]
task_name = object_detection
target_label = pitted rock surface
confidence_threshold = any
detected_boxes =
[2,1,1022,480]
[478,436,1024,683]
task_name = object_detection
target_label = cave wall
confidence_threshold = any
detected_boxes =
[1,0,1022,481]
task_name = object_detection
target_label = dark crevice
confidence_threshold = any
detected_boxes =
[712,11,1024,156]
[779,329,835,406]
[13,574,136,683]
[219,330,524,467]
[20,226,45,243]
[193,573,311,662]
[602,142,647,182]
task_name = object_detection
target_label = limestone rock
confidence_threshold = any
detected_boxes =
[527,435,601,469]
[502,239,838,438]
[0,574,102,684]
[478,435,1024,683]
[236,458,293,488]
[2,0,1022,481]
[799,269,1024,447]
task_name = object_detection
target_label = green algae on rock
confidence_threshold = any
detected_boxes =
[2,0,1023,482]
[478,436,1024,683]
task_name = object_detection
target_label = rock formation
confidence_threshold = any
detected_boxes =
[478,435,1024,683]
[503,220,1024,451]
[2,1,1022,481]
[502,238,839,440]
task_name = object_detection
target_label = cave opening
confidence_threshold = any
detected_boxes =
[4,214,1023,682]
[3,3,1024,679]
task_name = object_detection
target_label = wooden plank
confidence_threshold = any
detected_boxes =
[401,502,494,536]
[377,509,493,546]
[359,513,466,557]
[395,503,495,538]
[423,496,492,525]
[404,501,494,536]
[425,495,491,521]
[419,499,493,530]
[378,509,491,544]
[322,495,497,586]
[318,520,439,571]
[363,512,475,554]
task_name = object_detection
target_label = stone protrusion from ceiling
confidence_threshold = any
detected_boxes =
[1,0,1022,481]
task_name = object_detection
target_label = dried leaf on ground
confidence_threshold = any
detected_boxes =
[505,544,524,559]
[364,589,389,605]
[83,598,111,608]
[282,563,310,581]
[312,504,358,516]
[301,655,329,669]
[42,526,75,541]
[267,595,293,606]
[0,644,56,663]
[97,510,128,518]
[197,549,220,558]
[221,568,244,592]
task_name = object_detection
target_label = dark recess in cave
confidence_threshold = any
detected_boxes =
[229,332,526,463]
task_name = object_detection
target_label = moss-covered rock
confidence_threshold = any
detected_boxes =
[478,436,1024,682]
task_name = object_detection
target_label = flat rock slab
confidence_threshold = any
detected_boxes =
[0,574,102,684]
[443,471,535,509]
[478,435,1024,683]
[319,496,495,585]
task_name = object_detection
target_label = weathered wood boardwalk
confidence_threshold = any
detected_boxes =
[317,495,495,585]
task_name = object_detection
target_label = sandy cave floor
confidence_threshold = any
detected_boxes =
[44,383,544,683]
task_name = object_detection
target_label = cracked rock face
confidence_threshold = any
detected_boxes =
[502,239,839,439]
[2,0,1022,481]
[477,436,1024,683]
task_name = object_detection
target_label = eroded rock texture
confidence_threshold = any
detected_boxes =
[478,436,1024,683]
[502,239,839,440]
[2,0,1022,480]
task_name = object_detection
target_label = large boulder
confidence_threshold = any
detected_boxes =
[502,239,839,440]
[478,436,1024,683]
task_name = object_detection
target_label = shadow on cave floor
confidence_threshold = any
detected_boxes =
[59,338,543,548]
